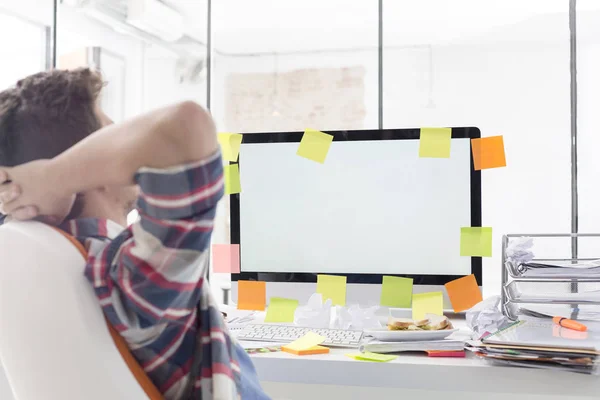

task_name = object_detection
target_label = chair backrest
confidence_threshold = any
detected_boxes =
[0,221,152,400]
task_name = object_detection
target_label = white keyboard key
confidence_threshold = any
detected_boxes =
[234,323,363,348]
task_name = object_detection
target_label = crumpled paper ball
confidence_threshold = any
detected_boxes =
[332,304,382,330]
[466,295,513,338]
[294,293,332,328]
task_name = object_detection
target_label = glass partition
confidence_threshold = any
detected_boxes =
[0,1,54,90]
[576,0,600,258]
[5,0,599,297]
[383,0,571,295]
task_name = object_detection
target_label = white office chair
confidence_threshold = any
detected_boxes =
[0,221,154,399]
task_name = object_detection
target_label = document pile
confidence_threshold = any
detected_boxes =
[508,259,600,279]
[360,339,465,354]
[467,318,600,374]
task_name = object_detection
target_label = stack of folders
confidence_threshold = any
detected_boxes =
[360,339,465,354]
[467,318,600,374]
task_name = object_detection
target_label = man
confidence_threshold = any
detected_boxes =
[0,69,269,400]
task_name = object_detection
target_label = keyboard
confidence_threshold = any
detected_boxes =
[233,323,364,348]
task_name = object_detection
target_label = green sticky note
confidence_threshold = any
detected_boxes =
[419,127,452,158]
[460,227,493,257]
[296,129,334,163]
[218,132,243,162]
[316,275,347,306]
[412,292,443,320]
[224,164,241,195]
[265,297,299,323]
[346,352,397,362]
[380,276,413,308]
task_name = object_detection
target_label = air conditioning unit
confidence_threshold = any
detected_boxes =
[127,0,184,42]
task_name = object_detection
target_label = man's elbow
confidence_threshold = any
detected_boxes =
[168,101,218,162]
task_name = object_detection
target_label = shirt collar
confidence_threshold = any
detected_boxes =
[59,218,125,241]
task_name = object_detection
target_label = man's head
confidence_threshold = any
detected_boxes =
[0,69,137,225]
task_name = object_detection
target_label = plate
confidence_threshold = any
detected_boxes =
[363,328,458,342]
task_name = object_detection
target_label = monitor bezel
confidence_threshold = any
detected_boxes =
[230,127,482,286]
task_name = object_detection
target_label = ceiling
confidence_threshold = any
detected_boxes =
[150,0,600,54]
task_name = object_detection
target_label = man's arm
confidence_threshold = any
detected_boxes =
[0,101,217,219]
[0,101,224,328]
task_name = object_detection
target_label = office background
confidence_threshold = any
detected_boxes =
[1,0,599,299]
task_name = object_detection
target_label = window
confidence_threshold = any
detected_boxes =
[0,5,51,90]
[384,0,571,295]
[577,0,600,257]
[211,0,379,133]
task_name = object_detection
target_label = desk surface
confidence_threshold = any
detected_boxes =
[249,347,600,397]
[228,309,600,397]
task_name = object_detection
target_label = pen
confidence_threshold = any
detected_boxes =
[552,316,587,332]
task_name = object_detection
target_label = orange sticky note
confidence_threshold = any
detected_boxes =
[444,274,483,312]
[237,281,266,311]
[212,244,240,273]
[471,136,506,170]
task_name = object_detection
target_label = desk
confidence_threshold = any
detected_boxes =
[229,310,600,400]
[251,348,600,400]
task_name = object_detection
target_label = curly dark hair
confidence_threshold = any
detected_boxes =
[0,68,105,221]
[0,68,104,167]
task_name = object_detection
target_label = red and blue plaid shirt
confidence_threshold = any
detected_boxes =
[59,151,265,399]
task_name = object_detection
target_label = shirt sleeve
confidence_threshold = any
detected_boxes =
[85,151,224,327]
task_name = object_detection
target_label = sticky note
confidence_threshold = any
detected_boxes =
[265,297,299,323]
[471,136,506,170]
[212,244,240,273]
[218,133,243,162]
[419,127,451,158]
[296,129,334,163]
[285,332,326,351]
[460,227,493,257]
[380,276,413,308]
[224,164,241,195]
[345,352,397,362]
[282,345,329,356]
[316,275,347,306]
[412,292,443,320]
[445,274,483,312]
[237,281,266,311]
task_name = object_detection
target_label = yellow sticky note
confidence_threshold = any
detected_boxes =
[265,297,299,323]
[412,292,443,320]
[460,227,493,257]
[224,164,241,195]
[419,127,451,158]
[296,129,333,163]
[316,275,347,306]
[346,351,397,362]
[445,274,483,312]
[380,276,413,308]
[218,133,243,162]
[285,332,326,351]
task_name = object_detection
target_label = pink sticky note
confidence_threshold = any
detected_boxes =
[212,244,240,273]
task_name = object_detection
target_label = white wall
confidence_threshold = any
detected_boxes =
[210,7,577,298]
[576,6,600,258]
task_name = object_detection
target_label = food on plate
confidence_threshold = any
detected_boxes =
[387,314,453,331]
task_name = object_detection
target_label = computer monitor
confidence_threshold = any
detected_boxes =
[230,128,481,308]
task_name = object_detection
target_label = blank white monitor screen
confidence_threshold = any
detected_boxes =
[238,138,472,276]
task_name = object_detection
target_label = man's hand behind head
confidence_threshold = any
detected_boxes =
[0,160,75,224]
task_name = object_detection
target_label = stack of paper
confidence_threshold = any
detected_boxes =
[468,319,600,374]
[360,339,465,354]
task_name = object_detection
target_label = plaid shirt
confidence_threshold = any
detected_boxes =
[59,151,263,399]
